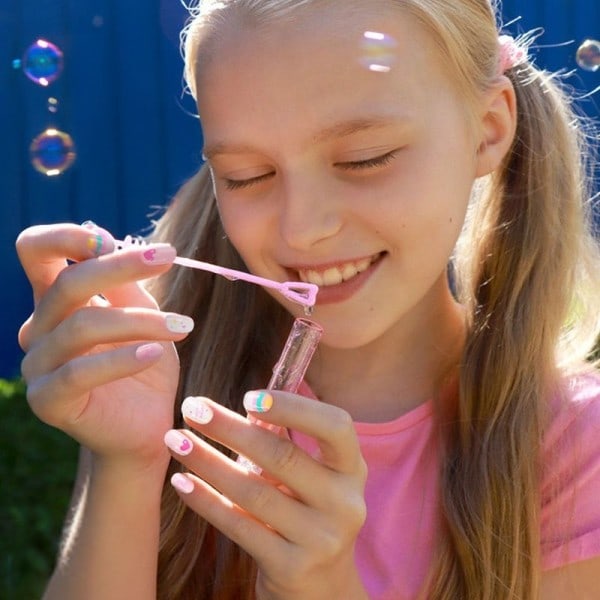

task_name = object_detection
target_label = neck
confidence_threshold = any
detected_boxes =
[307,277,465,422]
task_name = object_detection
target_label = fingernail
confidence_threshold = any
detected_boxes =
[165,314,194,334]
[164,430,193,456]
[81,221,114,256]
[171,472,194,494]
[243,390,273,413]
[181,396,214,424]
[141,244,176,265]
[135,343,164,362]
[86,233,106,257]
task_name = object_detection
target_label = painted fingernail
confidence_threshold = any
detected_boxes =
[165,314,194,334]
[141,244,176,265]
[181,396,214,424]
[164,430,193,456]
[171,472,194,494]
[81,221,114,256]
[135,342,164,362]
[87,233,106,256]
[243,390,273,413]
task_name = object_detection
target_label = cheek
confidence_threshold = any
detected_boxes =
[216,197,271,265]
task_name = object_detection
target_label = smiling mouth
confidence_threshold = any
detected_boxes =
[296,252,384,287]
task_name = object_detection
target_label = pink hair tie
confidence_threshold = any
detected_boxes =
[498,35,527,73]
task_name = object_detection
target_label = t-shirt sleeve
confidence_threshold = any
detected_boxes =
[540,372,600,570]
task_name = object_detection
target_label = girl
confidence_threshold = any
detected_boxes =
[16,0,600,598]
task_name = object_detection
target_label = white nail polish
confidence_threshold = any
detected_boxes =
[166,314,194,333]
[181,396,214,424]
[171,472,194,494]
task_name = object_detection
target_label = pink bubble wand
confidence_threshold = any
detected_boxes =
[115,236,318,310]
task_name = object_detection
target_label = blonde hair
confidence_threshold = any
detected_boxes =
[148,1,600,598]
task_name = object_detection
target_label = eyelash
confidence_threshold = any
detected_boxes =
[224,173,273,191]
[336,150,399,171]
[223,150,399,190]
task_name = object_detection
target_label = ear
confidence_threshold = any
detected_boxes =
[475,77,517,177]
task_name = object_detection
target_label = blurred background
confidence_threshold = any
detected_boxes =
[0,1,599,598]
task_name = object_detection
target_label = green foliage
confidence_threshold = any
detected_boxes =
[0,379,78,600]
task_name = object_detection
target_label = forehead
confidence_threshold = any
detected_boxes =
[193,2,461,145]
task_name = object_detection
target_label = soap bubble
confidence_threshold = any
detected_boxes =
[47,97,59,113]
[22,39,64,86]
[360,31,398,73]
[30,128,76,176]
[576,39,600,72]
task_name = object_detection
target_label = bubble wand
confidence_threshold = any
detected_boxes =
[114,236,318,310]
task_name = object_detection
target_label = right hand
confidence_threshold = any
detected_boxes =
[17,223,192,471]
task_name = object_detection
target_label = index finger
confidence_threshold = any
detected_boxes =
[16,222,115,305]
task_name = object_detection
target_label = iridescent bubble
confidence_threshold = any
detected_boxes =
[30,128,76,176]
[22,39,64,86]
[47,97,59,113]
[360,31,398,73]
[576,39,600,72]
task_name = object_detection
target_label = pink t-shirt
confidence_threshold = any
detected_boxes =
[291,372,600,599]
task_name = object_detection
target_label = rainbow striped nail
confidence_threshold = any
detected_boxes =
[87,234,104,256]
[243,390,273,413]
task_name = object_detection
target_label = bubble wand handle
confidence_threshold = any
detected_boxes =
[237,318,323,474]
[266,317,323,392]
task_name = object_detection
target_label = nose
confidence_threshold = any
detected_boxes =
[277,175,343,251]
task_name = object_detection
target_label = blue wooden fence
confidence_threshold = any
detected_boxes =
[1,1,599,377]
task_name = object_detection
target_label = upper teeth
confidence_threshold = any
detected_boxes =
[298,256,376,287]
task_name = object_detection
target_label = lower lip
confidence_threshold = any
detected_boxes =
[311,254,384,306]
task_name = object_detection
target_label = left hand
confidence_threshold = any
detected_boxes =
[164,391,369,600]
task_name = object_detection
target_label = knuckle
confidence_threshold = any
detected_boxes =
[15,226,40,260]
[66,307,94,339]
[346,493,368,532]
[25,379,58,426]
[18,319,33,352]
[326,406,354,440]
[245,481,273,514]
[355,455,368,485]
[314,526,344,559]
[20,352,35,382]
[56,359,86,395]
[269,439,300,473]
[52,264,79,304]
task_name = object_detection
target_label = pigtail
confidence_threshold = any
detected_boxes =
[431,59,600,599]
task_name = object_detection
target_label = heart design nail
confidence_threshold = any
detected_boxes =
[143,248,157,262]
[180,438,191,453]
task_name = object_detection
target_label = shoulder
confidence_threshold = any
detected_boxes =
[541,369,600,570]
[543,370,600,452]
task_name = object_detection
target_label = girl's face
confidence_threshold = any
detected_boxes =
[196,4,481,348]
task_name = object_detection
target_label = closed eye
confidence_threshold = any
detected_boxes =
[223,172,274,190]
[336,149,399,171]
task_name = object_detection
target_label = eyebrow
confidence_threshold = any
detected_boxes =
[202,116,399,160]
[311,116,398,144]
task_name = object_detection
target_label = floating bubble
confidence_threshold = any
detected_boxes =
[360,31,398,73]
[576,39,600,72]
[30,128,76,176]
[22,39,64,86]
[47,97,59,113]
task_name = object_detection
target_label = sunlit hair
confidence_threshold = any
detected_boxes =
[146,0,600,598]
